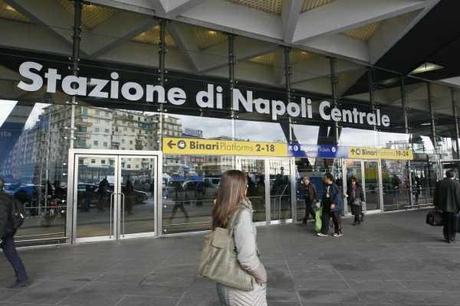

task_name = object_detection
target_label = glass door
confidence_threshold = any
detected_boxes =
[237,157,293,224]
[345,160,382,213]
[74,155,118,241]
[269,159,292,221]
[239,158,267,223]
[119,156,157,238]
[363,161,381,211]
[71,150,160,242]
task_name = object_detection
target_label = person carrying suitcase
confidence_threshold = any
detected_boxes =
[433,170,460,243]
[0,177,29,288]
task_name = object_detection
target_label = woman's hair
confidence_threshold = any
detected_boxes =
[212,170,247,229]
[351,176,358,183]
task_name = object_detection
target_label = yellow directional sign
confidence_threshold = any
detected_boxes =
[162,137,288,157]
[348,147,413,160]
[348,147,379,159]
[379,148,413,160]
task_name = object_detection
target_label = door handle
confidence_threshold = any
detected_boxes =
[109,192,115,237]
[120,192,125,237]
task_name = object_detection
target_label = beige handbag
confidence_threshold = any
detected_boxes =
[198,209,254,291]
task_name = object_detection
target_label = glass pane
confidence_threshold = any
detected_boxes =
[241,159,266,222]
[382,160,410,211]
[409,161,436,206]
[76,156,115,238]
[363,161,380,211]
[120,157,156,236]
[269,159,291,221]
[162,155,232,234]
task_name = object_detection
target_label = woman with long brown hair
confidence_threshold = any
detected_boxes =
[213,170,267,306]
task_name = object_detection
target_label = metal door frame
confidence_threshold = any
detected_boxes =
[343,159,383,214]
[361,159,383,213]
[235,156,296,225]
[67,149,162,244]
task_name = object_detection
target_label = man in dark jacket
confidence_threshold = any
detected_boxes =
[318,173,343,237]
[300,176,317,224]
[0,178,29,288]
[434,170,460,243]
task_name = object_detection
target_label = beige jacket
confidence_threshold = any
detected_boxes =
[233,199,267,284]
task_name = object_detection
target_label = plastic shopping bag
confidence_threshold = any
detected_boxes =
[314,208,322,232]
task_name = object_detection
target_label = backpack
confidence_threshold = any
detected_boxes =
[10,198,25,231]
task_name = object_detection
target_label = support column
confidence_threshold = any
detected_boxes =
[401,77,413,208]
[69,0,82,149]
[228,34,236,141]
[158,19,167,151]
[427,83,437,155]
[451,88,460,159]
[67,0,82,244]
[284,47,297,222]
[329,57,339,145]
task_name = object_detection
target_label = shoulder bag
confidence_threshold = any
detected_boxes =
[198,208,254,291]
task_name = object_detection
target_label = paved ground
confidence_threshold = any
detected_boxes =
[1,209,460,306]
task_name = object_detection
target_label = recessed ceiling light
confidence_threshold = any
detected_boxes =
[411,62,444,74]
[208,31,217,35]
[5,5,16,11]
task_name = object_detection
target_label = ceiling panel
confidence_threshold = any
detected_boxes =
[249,52,276,65]
[228,0,281,15]
[59,0,115,30]
[192,27,227,50]
[302,0,335,13]
[343,21,381,41]
[0,0,29,22]
[132,25,176,47]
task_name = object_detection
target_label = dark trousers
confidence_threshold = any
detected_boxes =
[443,212,457,241]
[1,235,28,282]
[321,206,342,234]
[303,201,315,222]
[351,204,364,223]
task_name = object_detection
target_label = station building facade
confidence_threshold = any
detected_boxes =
[0,0,458,245]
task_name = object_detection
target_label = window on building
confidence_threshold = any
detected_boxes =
[101,159,106,164]
[91,159,95,164]
[105,128,109,133]
[93,140,98,146]
[103,142,108,147]
[95,127,100,133]
[127,164,131,169]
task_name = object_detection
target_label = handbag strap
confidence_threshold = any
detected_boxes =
[228,207,245,237]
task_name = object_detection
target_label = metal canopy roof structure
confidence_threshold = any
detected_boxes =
[0,0,457,121]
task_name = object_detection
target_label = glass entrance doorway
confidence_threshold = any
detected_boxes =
[237,157,293,224]
[344,160,383,212]
[68,150,161,243]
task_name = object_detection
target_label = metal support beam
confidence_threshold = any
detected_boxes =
[329,57,339,145]
[69,0,82,149]
[228,33,236,143]
[451,88,460,159]
[400,77,413,208]
[427,83,437,155]
[158,18,167,151]
[284,46,294,143]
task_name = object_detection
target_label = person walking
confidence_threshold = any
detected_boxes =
[433,170,460,243]
[317,173,343,237]
[0,177,29,288]
[300,176,317,224]
[347,176,365,225]
[212,170,267,305]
